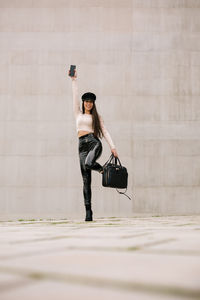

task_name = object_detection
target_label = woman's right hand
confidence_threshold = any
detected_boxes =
[68,69,77,80]
[111,148,119,158]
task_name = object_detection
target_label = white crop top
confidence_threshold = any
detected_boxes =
[72,79,116,150]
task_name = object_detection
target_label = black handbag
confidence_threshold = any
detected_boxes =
[102,154,131,200]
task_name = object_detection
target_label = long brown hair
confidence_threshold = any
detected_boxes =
[82,101,103,139]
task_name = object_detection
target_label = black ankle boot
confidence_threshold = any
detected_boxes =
[85,205,93,221]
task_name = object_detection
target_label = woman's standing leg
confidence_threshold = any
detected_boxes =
[79,146,92,208]
[78,134,103,221]
[78,137,93,221]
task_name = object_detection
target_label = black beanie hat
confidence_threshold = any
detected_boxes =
[81,92,96,101]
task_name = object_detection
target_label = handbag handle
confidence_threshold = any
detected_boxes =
[110,154,122,167]
[103,154,114,167]
[103,154,122,168]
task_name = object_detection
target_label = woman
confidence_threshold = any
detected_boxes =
[69,69,118,222]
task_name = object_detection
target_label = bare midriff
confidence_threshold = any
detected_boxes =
[78,130,93,138]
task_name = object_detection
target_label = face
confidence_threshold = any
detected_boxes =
[84,100,94,112]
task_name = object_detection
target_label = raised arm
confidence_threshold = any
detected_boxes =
[72,78,81,117]
[99,114,116,150]
[68,69,81,117]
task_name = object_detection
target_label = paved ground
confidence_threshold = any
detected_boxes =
[0,215,200,300]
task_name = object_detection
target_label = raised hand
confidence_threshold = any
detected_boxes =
[68,69,77,80]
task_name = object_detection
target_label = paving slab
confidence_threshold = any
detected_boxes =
[0,216,200,300]
[0,279,187,300]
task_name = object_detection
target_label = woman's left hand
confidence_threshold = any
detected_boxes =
[111,148,118,158]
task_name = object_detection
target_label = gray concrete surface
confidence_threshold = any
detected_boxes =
[0,215,200,299]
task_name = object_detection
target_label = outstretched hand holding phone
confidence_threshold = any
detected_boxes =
[68,65,77,80]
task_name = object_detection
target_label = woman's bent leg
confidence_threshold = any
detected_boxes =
[85,140,103,172]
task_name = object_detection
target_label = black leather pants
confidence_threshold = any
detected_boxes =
[78,133,103,207]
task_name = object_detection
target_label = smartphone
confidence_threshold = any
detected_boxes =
[69,65,76,77]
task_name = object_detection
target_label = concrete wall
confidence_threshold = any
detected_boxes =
[0,0,200,220]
